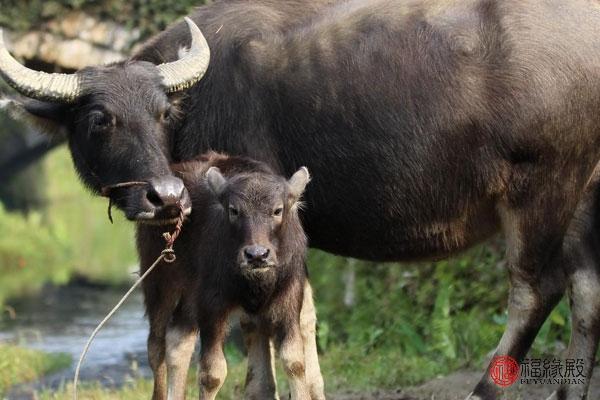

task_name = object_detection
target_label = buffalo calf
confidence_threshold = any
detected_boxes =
[137,152,319,400]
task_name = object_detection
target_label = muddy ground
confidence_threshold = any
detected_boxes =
[331,369,600,400]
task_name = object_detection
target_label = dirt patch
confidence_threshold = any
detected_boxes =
[330,369,600,400]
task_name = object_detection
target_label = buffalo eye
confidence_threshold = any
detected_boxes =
[273,207,283,217]
[89,110,114,132]
[160,106,172,123]
[228,205,239,219]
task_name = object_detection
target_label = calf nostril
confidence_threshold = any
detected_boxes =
[244,246,270,262]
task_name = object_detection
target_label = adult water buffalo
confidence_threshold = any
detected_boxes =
[2,1,600,399]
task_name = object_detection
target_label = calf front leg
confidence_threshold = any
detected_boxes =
[198,320,228,400]
[148,326,169,400]
[166,325,197,399]
[300,282,326,400]
[277,321,311,400]
[241,314,279,400]
[145,277,181,400]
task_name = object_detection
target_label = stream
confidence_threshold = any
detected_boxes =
[0,283,153,396]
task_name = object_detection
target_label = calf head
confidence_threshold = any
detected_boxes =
[206,166,310,277]
[0,18,210,223]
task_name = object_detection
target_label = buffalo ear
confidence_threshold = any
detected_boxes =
[0,96,69,136]
[288,167,310,200]
[206,166,228,197]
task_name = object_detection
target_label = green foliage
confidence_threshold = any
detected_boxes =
[0,0,205,39]
[0,344,70,396]
[0,146,136,307]
[308,243,572,389]
[42,147,136,284]
[0,203,71,305]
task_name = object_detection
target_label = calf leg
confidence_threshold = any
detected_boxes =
[276,321,311,400]
[198,319,228,400]
[241,314,279,400]
[148,324,169,400]
[145,279,181,400]
[166,303,198,400]
[300,282,326,400]
[470,202,572,399]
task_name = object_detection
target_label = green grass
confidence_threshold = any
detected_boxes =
[41,350,270,400]
[0,344,70,396]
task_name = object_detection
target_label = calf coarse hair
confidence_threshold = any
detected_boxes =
[136,151,314,399]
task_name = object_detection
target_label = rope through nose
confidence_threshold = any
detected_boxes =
[100,181,149,224]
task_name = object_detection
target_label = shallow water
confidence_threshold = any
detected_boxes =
[0,283,153,391]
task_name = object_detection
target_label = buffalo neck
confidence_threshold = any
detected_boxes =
[133,1,339,175]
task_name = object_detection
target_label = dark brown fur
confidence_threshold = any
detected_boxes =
[137,152,311,399]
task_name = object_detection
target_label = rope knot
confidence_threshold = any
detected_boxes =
[161,248,176,263]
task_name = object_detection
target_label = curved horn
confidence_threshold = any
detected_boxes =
[0,29,80,103]
[157,17,210,93]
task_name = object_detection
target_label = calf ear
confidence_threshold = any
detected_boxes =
[206,166,228,197]
[0,96,69,136]
[288,167,310,200]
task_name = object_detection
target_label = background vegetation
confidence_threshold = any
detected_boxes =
[0,0,575,397]
[0,0,203,39]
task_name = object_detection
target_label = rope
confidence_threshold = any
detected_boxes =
[100,181,148,224]
[72,204,185,400]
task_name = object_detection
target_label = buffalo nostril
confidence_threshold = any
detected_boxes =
[146,189,164,208]
[148,176,186,208]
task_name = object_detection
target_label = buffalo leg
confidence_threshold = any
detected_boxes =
[555,182,600,400]
[470,202,572,399]
[241,314,279,400]
[557,266,600,400]
[300,282,326,400]
[198,318,228,400]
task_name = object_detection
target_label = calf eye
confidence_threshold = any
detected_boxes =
[228,205,239,218]
[273,207,283,216]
